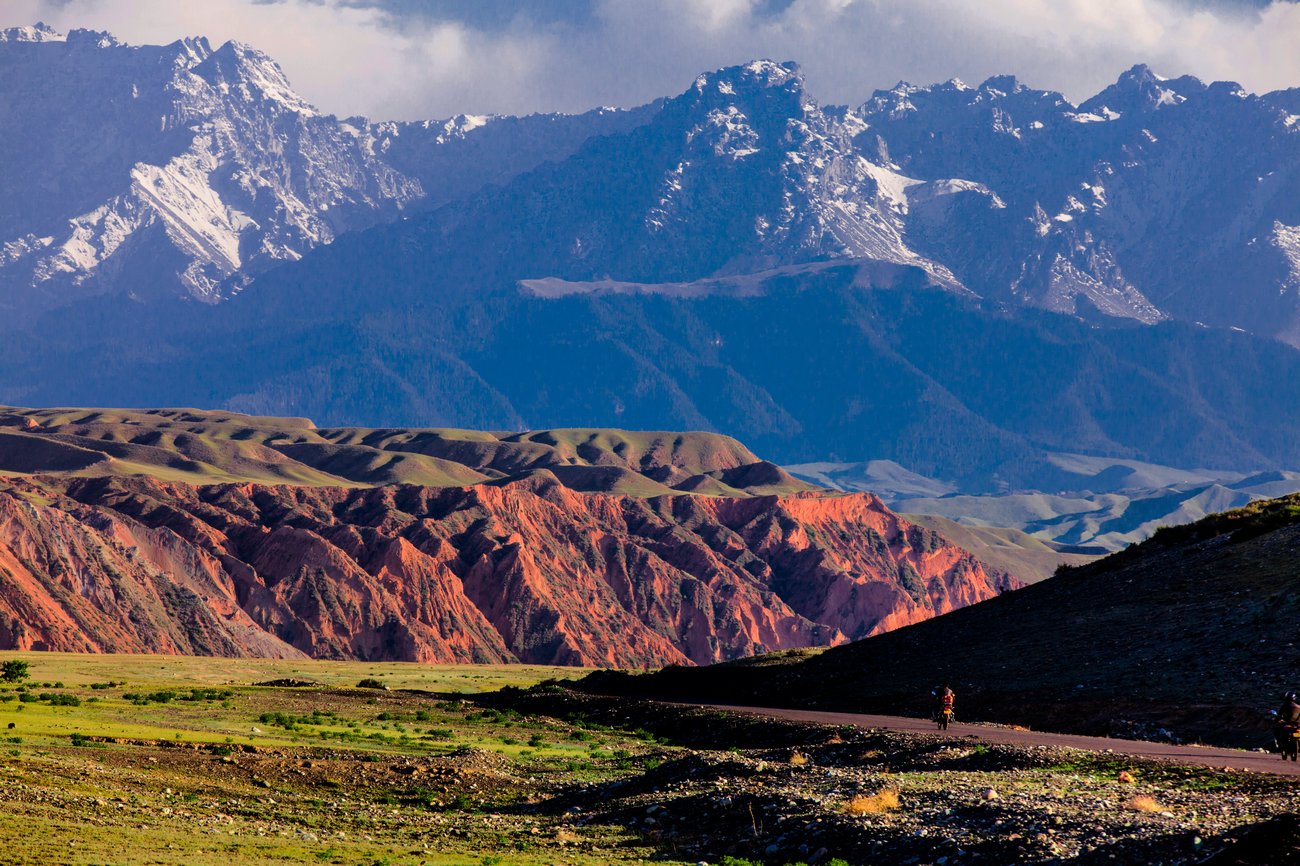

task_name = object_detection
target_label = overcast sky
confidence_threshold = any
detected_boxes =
[7,0,1300,120]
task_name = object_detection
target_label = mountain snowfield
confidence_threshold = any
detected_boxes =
[0,24,413,314]
[6,26,1300,341]
[857,64,1300,340]
[0,23,647,321]
[629,60,975,286]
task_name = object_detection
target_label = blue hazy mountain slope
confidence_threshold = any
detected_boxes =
[3,31,1300,492]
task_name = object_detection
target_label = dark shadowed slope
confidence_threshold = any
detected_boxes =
[10,270,1300,491]
[581,493,1300,746]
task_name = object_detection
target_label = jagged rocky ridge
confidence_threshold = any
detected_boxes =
[9,24,1300,341]
[0,23,650,320]
[856,65,1300,341]
[0,473,1016,665]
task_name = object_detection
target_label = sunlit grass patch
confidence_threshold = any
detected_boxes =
[1126,795,1163,813]
[844,789,900,815]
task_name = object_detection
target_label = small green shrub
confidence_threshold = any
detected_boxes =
[178,688,232,702]
[2,659,31,683]
[47,693,81,706]
[123,690,178,705]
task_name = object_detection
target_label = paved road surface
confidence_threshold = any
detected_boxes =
[690,703,1300,778]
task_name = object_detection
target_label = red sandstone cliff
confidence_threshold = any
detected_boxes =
[0,475,1020,666]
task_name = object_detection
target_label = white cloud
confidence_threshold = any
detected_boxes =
[6,0,1300,120]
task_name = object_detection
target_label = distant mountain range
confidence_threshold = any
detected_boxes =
[791,453,1300,553]
[4,24,1300,499]
[0,23,649,321]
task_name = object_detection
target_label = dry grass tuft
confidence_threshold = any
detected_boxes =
[845,790,900,815]
[788,752,809,767]
[1126,795,1162,813]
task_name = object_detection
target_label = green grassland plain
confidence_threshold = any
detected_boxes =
[0,652,679,866]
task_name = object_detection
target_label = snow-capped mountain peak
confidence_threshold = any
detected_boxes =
[693,59,801,93]
[65,28,122,49]
[0,21,63,42]
[0,25,414,315]
[0,24,668,322]
[5,27,1300,344]
[191,40,318,116]
[1079,63,1204,116]
[494,59,989,288]
[977,74,1026,96]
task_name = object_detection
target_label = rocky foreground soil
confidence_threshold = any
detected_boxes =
[490,691,1300,865]
[3,668,1298,865]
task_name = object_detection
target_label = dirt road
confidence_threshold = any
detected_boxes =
[695,703,1300,778]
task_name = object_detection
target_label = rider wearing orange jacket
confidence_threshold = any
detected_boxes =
[933,684,955,718]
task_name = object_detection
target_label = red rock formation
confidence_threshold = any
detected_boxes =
[0,491,301,657]
[710,493,1021,639]
[0,475,1020,665]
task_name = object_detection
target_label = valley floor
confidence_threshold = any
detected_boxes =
[0,654,1296,865]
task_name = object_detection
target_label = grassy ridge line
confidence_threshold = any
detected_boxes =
[0,406,815,496]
